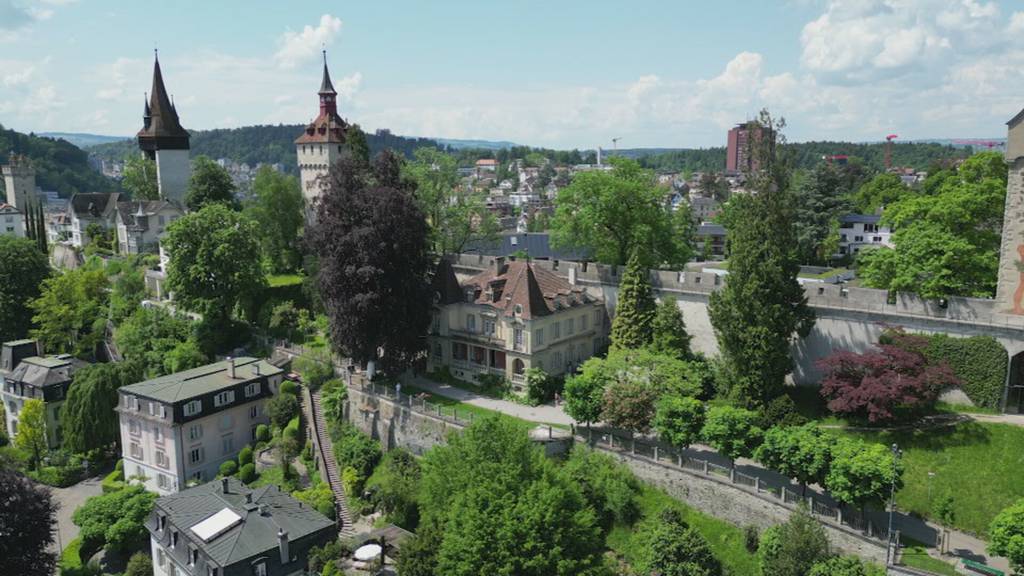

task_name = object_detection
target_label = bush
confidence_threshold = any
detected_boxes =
[744,525,759,553]
[268,392,300,429]
[28,464,82,488]
[524,368,559,406]
[293,482,336,520]
[280,380,299,396]
[101,468,126,493]
[341,465,361,496]
[283,416,302,444]
[238,463,257,484]
[238,444,254,467]
[758,394,807,428]
[219,460,238,477]
[334,424,381,479]
[124,551,153,576]
[255,424,271,443]
[294,350,335,391]
[562,446,639,528]
[114,459,124,473]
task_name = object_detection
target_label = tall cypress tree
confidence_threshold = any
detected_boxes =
[708,110,815,407]
[650,296,692,360]
[610,250,657,350]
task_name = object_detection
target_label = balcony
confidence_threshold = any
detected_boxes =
[450,328,506,347]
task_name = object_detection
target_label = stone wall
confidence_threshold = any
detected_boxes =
[344,386,463,455]
[452,253,1024,389]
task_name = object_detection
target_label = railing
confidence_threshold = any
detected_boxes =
[581,427,883,543]
[360,381,477,428]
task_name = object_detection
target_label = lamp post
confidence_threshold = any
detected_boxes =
[886,443,902,566]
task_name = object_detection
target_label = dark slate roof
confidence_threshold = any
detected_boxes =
[463,232,591,261]
[839,213,882,224]
[137,55,190,150]
[149,478,335,570]
[462,260,594,320]
[119,357,282,403]
[431,258,463,306]
[69,192,120,219]
[115,200,183,233]
[696,223,726,236]
[1008,107,1024,128]
[6,355,85,388]
[319,54,336,94]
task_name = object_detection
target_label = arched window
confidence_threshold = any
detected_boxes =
[512,359,525,375]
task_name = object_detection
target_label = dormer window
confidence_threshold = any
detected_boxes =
[158,513,167,532]
[514,304,523,316]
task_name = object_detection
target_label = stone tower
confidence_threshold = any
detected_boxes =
[295,51,350,218]
[137,52,191,204]
[996,110,1024,315]
[1,154,36,209]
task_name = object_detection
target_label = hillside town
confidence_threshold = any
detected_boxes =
[4,4,1024,576]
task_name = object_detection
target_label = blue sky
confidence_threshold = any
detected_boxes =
[2,0,1023,148]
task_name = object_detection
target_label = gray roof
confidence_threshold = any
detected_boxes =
[464,232,591,261]
[697,223,726,236]
[839,213,882,224]
[150,478,335,569]
[6,355,85,388]
[115,200,182,232]
[120,357,282,403]
[69,192,120,219]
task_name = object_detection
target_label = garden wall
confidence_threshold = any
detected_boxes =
[344,386,463,455]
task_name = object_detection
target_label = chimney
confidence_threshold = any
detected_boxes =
[227,357,235,379]
[568,267,577,286]
[494,256,508,275]
[245,492,253,504]
[259,504,268,515]
[278,529,290,564]
[221,477,229,494]
[254,363,260,376]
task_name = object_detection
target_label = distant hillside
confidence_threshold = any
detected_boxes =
[88,124,443,172]
[434,137,520,150]
[0,124,118,198]
[38,132,129,148]
[630,140,974,173]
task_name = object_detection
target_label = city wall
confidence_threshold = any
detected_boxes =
[452,253,1024,387]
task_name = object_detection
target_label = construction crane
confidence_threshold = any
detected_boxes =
[952,139,1005,150]
[612,137,622,151]
[885,134,898,170]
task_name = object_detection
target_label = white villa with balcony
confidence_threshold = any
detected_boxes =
[427,257,607,389]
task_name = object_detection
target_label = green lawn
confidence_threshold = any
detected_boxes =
[605,485,759,576]
[402,384,537,428]
[829,422,1024,536]
[899,537,959,575]
[267,273,303,287]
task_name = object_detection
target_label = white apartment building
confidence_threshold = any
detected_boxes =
[0,204,24,237]
[837,214,893,257]
[427,258,606,389]
[114,199,184,255]
[117,357,283,495]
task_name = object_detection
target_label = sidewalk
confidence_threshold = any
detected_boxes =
[405,376,1009,573]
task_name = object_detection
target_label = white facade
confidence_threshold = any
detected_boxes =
[0,205,24,237]
[155,149,191,205]
[2,157,37,210]
[837,216,893,257]
[116,202,184,255]
[296,142,343,211]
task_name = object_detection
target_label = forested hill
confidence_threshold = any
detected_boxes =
[629,140,973,173]
[87,124,442,173]
[0,124,118,197]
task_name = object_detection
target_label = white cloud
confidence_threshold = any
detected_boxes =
[2,62,34,86]
[1009,12,1024,33]
[274,14,343,69]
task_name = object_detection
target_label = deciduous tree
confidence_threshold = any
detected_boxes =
[653,395,705,450]
[562,446,639,529]
[62,362,141,454]
[550,157,693,267]
[989,498,1024,574]
[759,505,831,576]
[121,155,159,200]
[30,267,109,357]
[825,437,903,516]
[701,405,762,467]
[809,556,885,576]
[754,423,831,495]
[15,399,48,470]
[563,371,604,426]
[185,155,237,211]
[631,507,721,576]
[308,151,433,373]
[0,236,49,343]
[244,166,304,272]
[0,467,58,576]
[73,484,157,553]
[115,306,201,377]
[852,172,907,213]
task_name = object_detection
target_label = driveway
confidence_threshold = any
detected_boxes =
[48,474,103,554]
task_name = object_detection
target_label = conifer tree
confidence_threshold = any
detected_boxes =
[610,251,657,350]
[650,296,692,359]
[708,111,814,407]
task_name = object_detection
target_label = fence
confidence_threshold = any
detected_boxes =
[582,427,883,542]
[359,381,478,429]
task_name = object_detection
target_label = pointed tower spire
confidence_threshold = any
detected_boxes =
[319,50,336,94]
[317,50,338,116]
[138,50,189,154]
[143,93,151,130]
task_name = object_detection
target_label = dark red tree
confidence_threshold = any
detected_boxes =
[307,151,433,372]
[817,332,959,423]
[0,466,58,576]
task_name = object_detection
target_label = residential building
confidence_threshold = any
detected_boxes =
[2,154,38,210]
[688,196,720,221]
[0,203,24,237]
[427,258,606,388]
[67,192,120,248]
[0,340,87,448]
[694,223,727,260]
[115,200,185,255]
[295,51,351,217]
[117,357,283,495]
[726,122,770,174]
[148,477,335,576]
[837,214,893,257]
[138,53,191,204]
[46,211,72,244]
[475,158,498,179]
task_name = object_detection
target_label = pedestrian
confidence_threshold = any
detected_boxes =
[395,382,402,400]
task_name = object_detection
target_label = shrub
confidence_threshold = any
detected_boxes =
[280,380,299,396]
[219,460,238,477]
[334,424,381,479]
[124,551,153,576]
[294,350,334,391]
[758,394,807,428]
[267,392,300,429]
[238,445,254,467]
[283,416,302,444]
[255,424,271,443]
[293,482,336,520]
[238,463,257,484]
[114,459,124,473]
[524,368,555,406]
[101,468,126,494]
[562,446,639,528]
[341,465,361,496]
[744,525,759,553]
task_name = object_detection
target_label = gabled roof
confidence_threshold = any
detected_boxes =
[461,259,595,319]
[149,478,334,569]
[115,200,183,233]
[137,54,190,151]
[119,357,282,404]
[69,192,120,219]
[7,355,85,388]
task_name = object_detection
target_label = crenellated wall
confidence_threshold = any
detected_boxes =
[452,253,1024,390]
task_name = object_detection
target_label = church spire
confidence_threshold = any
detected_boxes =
[318,50,338,116]
[319,50,336,95]
[137,50,189,153]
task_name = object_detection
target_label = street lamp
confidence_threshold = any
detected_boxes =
[886,443,902,566]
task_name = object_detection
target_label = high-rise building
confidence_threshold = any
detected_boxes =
[1,154,37,210]
[295,51,351,217]
[137,52,191,204]
[725,122,770,174]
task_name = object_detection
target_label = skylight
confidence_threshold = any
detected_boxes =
[190,508,242,542]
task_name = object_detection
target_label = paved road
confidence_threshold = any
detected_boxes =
[403,375,575,426]
[48,475,103,554]
[407,376,1010,574]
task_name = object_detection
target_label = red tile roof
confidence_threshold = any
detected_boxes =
[295,113,349,144]
[462,260,593,319]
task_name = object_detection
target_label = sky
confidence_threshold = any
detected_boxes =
[2,0,1024,149]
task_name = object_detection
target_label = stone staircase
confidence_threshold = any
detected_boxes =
[309,389,355,538]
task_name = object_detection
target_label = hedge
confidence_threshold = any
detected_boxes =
[882,329,1008,409]
[101,467,126,493]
